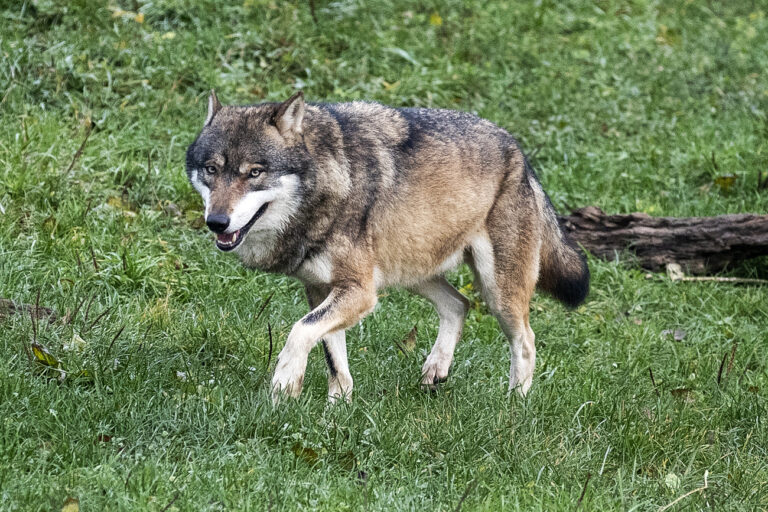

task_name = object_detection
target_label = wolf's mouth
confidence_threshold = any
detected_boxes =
[216,203,269,251]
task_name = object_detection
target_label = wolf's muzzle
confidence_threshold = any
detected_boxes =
[206,213,230,233]
[212,202,270,252]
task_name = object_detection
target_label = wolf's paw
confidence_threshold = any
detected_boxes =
[271,356,307,403]
[420,354,451,391]
[327,373,353,404]
[508,372,533,397]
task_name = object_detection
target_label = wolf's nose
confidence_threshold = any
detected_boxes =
[206,213,230,233]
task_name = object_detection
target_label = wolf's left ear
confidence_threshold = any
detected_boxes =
[274,91,305,136]
[205,89,222,126]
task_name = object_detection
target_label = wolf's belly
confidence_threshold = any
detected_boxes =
[373,245,467,289]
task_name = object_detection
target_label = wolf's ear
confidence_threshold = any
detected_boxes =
[274,91,305,136]
[205,89,222,126]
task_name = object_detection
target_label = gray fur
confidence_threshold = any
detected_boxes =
[186,93,589,401]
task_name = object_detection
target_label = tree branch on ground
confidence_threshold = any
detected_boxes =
[560,206,768,274]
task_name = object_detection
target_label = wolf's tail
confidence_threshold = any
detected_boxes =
[528,163,590,308]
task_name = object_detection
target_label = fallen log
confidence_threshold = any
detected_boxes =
[559,206,768,273]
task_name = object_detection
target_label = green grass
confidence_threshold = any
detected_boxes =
[1,0,767,510]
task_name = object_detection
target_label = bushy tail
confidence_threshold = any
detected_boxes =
[528,166,590,307]
[538,221,590,307]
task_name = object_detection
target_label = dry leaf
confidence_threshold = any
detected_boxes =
[43,215,57,233]
[162,202,182,217]
[31,343,67,381]
[107,196,137,216]
[670,388,695,403]
[339,450,357,471]
[401,325,417,352]
[185,211,205,229]
[73,369,93,383]
[32,343,62,368]
[656,24,681,46]
[714,174,737,192]
[291,443,319,465]
[382,80,400,91]
[61,497,79,512]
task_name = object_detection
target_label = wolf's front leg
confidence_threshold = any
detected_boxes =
[271,283,377,403]
[305,285,353,402]
[322,331,353,402]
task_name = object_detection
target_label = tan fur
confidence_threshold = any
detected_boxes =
[186,93,589,402]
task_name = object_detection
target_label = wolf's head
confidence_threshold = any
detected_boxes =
[185,91,310,253]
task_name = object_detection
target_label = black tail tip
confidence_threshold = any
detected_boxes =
[550,260,590,308]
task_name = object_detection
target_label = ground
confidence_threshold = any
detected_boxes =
[1,1,767,510]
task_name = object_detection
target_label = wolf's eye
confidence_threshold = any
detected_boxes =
[249,167,263,178]
[204,166,217,175]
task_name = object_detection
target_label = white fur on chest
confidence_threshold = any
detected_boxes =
[295,252,334,285]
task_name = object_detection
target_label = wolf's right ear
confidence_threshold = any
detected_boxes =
[273,91,305,136]
[205,89,222,126]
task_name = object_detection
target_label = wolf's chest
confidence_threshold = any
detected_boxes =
[294,252,334,285]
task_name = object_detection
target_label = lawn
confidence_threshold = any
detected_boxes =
[1,0,767,510]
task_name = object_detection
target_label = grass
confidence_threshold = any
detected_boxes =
[1,0,767,509]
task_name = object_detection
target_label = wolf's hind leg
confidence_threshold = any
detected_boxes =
[410,277,469,390]
[498,312,536,396]
[306,286,354,402]
[469,231,538,396]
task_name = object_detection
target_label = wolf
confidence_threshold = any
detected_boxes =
[186,91,589,403]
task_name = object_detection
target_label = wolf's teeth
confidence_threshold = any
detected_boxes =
[232,231,238,242]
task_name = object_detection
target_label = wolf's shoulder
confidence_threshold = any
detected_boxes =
[310,101,408,145]
[312,100,401,123]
